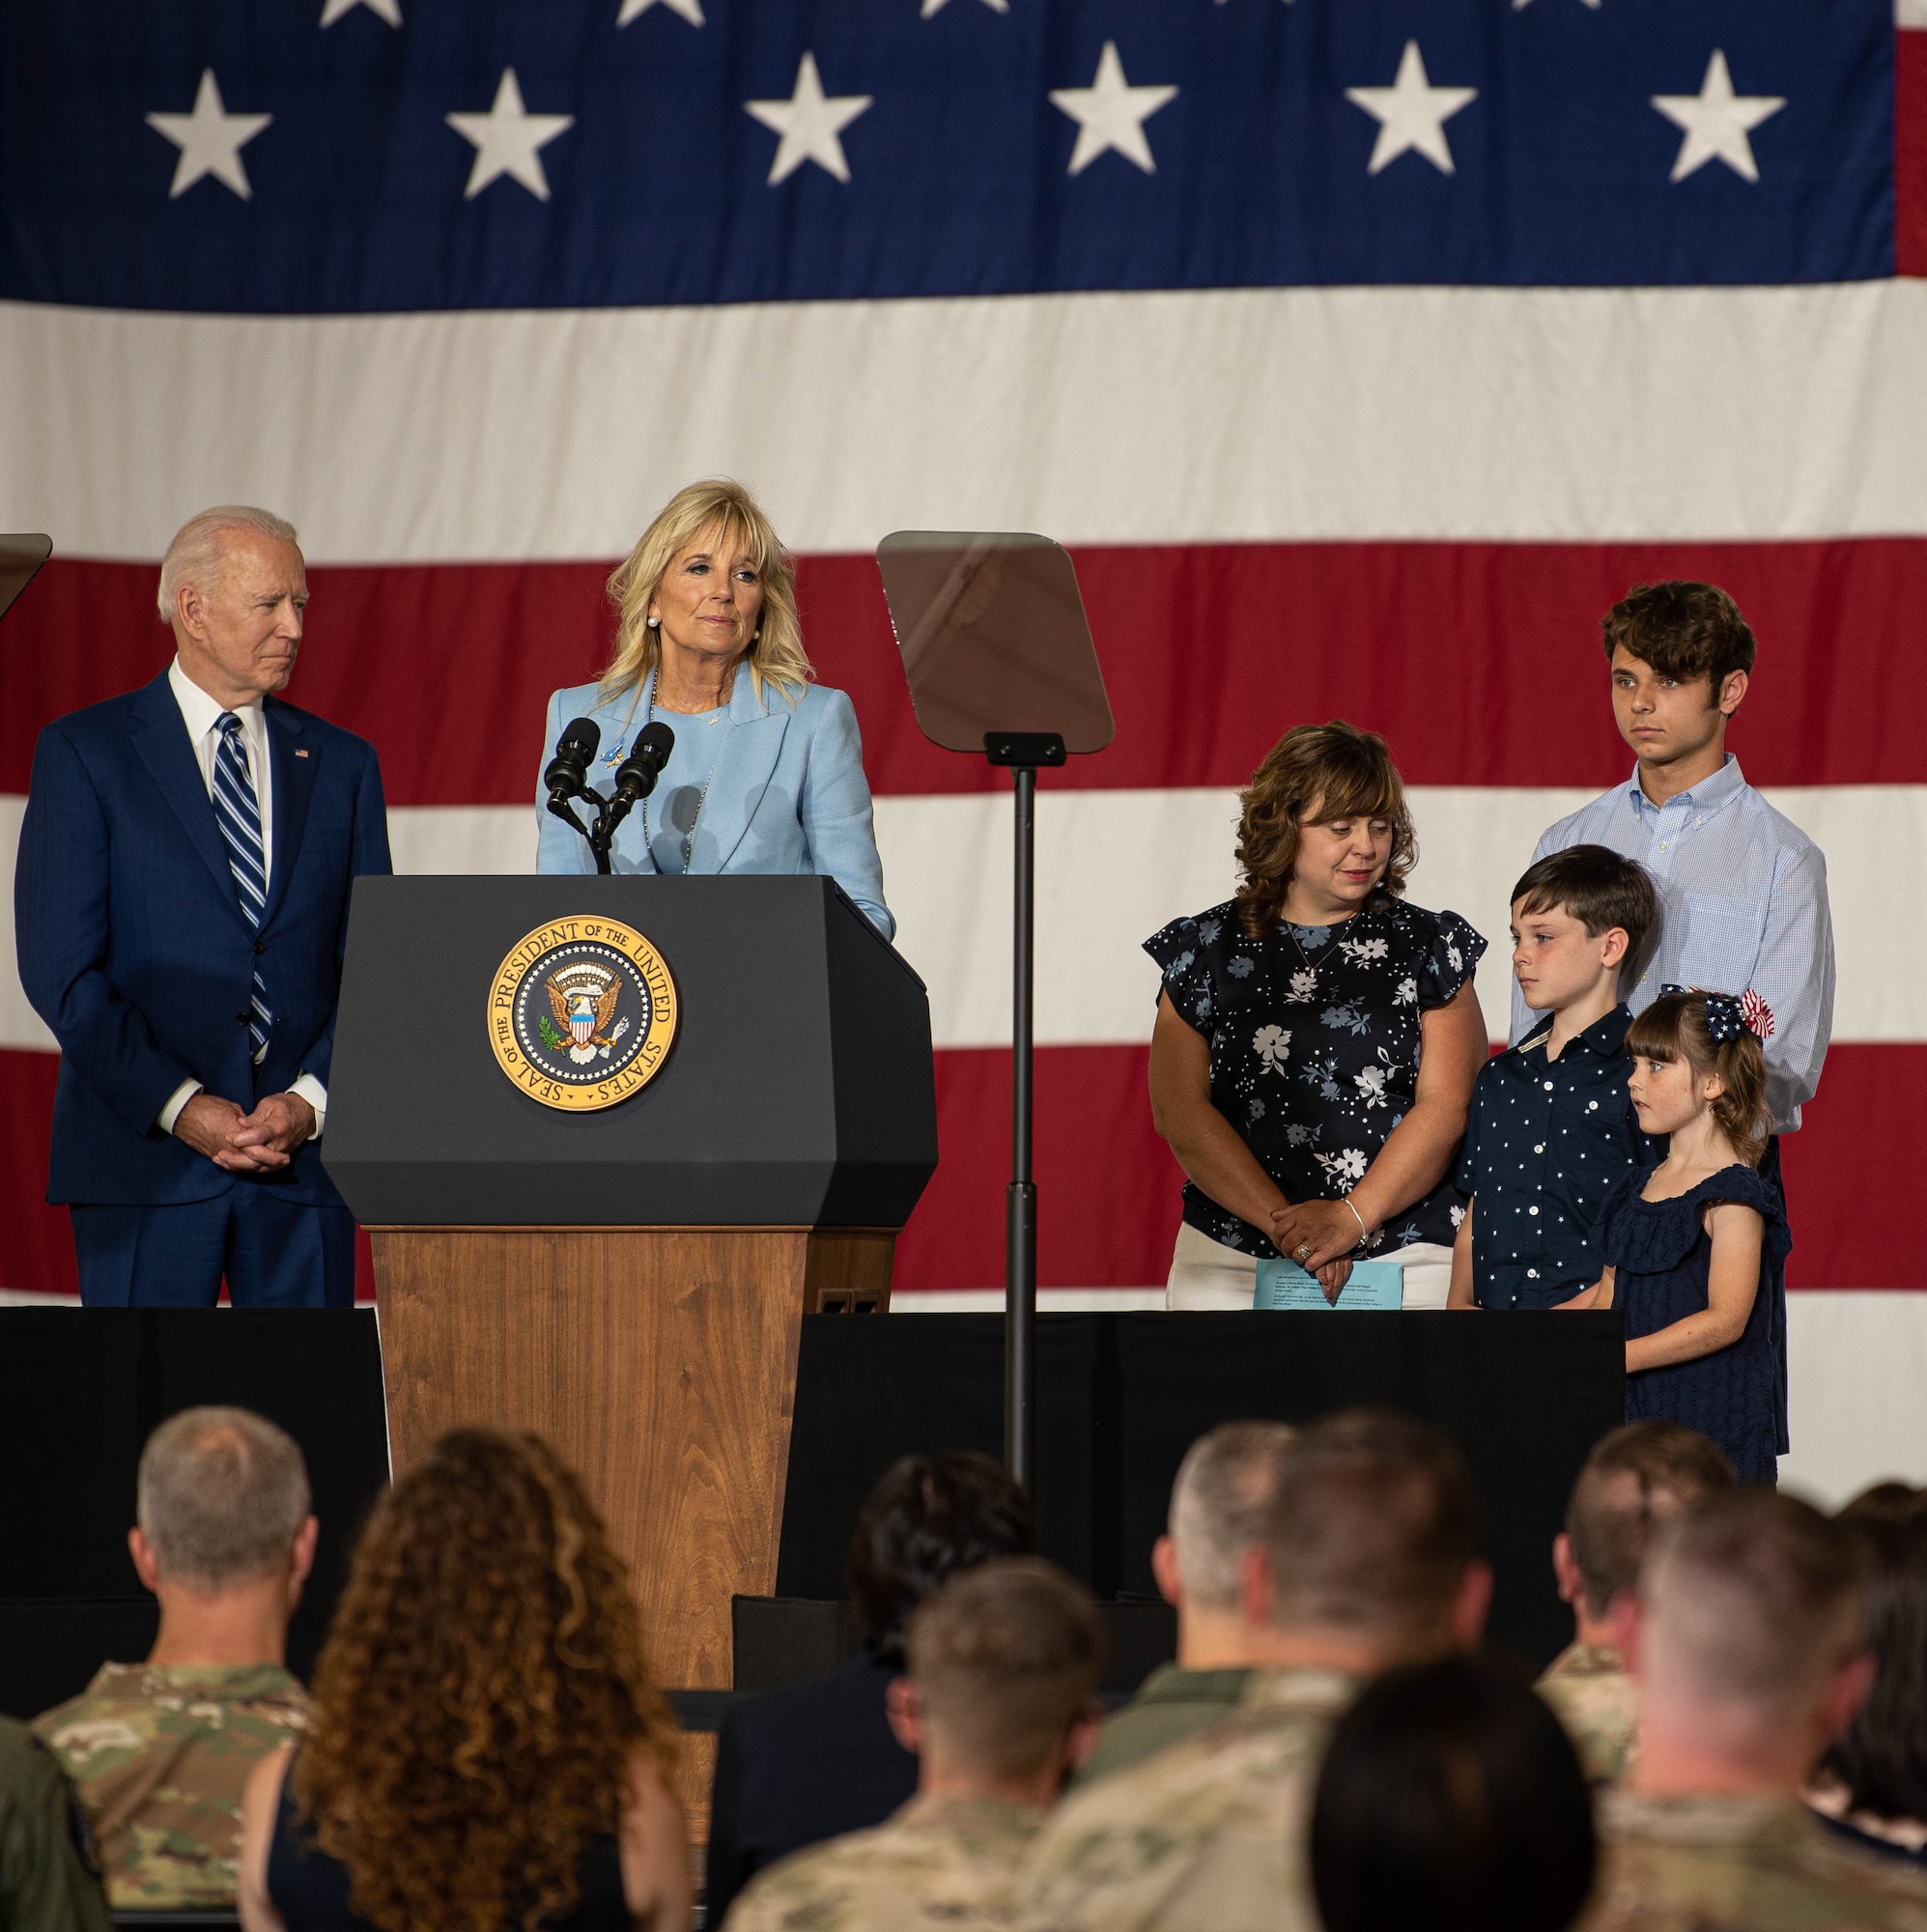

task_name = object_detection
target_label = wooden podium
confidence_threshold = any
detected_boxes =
[324,877,936,1823]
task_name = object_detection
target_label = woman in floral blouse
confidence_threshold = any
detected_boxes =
[1146,722,1488,1309]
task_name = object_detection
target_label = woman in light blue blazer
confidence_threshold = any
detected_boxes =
[535,479,893,939]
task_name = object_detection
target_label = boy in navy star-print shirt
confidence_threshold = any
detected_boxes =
[1448,847,1660,1311]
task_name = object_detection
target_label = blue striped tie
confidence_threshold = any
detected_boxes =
[213,713,272,1063]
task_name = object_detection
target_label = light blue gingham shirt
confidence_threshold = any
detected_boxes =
[1511,756,1834,1133]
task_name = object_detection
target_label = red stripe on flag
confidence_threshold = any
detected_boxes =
[8,539,1927,798]
[0,1049,74,1297]
[893,1045,1181,1295]
[1900,28,1927,278]
[1,1041,1914,1294]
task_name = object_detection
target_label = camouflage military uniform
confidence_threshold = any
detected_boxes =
[1072,1667,1254,1789]
[1019,1666,1358,1932]
[35,1662,308,1910]
[0,1716,111,1932]
[1538,1641,1638,1783]
[1589,1790,1927,1932]
[722,1791,1043,1932]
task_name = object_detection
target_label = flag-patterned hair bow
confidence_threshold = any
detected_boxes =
[1660,983,1775,1042]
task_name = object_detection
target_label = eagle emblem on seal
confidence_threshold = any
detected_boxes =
[539,963,628,1065]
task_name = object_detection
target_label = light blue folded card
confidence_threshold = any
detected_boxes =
[1254,1259,1406,1310]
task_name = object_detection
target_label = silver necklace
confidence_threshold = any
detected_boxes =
[1283,917,1329,987]
[1281,903,1365,984]
[640,676,727,871]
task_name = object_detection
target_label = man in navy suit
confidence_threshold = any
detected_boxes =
[13,506,390,1307]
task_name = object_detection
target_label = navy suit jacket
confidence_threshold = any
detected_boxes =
[13,671,391,1208]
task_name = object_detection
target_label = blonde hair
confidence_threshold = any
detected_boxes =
[601,480,811,707]
[157,505,298,621]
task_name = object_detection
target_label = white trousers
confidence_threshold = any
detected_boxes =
[1164,1221,1457,1311]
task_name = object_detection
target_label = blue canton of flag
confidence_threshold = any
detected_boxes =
[0,0,1894,314]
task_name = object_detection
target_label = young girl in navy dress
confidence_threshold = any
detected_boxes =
[1564,988,1789,1483]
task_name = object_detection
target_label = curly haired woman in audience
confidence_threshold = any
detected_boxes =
[237,1431,688,1932]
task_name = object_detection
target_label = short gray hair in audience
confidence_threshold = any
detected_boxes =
[906,1557,1104,1776]
[1169,1420,1298,1611]
[1642,1487,1870,1730]
[1259,1408,1477,1640]
[137,1406,312,1591]
[156,505,299,622]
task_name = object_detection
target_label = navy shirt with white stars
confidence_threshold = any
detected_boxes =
[1455,1003,1660,1310]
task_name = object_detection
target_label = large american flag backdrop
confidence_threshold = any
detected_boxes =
[3,0,1925,1495]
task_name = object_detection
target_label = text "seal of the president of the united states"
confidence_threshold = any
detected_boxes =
[488,918,678,1111]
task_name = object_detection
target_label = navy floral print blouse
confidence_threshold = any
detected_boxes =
[1144,895,1487,1258]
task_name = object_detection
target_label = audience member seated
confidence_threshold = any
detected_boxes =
[706,1449,1033,1925]
[1833,1483,1924,1526]
[1076,1421,1295,1786]
[236,1430,689,1932]
[1020,1408,1489,1932]
[1592,1488,1927,1932]
[0,1717,112,1932]
[1539,1422,1734,1782]
[36,1405,315,1913]
[723,1557,1102,1931]
[1806,1486,1927,1866]
[1310,1656,1596,1932]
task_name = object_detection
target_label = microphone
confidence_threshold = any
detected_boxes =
[544,717,600,802]
[611,722,675,806]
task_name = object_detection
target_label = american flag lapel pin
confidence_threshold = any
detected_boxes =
[294,749,309,757]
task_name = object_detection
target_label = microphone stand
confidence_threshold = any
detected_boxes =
[547,754,668,876]
[546,783,615,874]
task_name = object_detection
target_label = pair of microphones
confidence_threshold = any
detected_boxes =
[545,716,674,811]
[543,717,675,873]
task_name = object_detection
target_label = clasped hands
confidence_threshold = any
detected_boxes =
[174,1092,316,1173]
[1271,1198,1365,1306]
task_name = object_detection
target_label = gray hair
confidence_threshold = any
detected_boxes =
[1169,1421,1297,1611]
[156,506,299,622]
[136,1406,311,1590]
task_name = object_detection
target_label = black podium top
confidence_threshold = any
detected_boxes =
[323,876,937,1228]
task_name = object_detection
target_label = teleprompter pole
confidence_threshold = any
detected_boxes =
[984,732,1063,1493]
[1006,763,1037,1489]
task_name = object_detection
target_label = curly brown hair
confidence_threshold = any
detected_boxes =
[292,1431,679,1932]
[1235,723,1417,941]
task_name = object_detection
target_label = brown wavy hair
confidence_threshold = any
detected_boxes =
[292,1431,679,1932]
[1235,723,1417,941]
[1624,990,1769,1168]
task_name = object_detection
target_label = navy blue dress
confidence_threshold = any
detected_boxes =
[1600,1163,1792,1483]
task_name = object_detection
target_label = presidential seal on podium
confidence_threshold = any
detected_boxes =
[488,918,679,1111]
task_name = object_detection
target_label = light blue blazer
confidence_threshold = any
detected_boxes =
[535,669,894,940]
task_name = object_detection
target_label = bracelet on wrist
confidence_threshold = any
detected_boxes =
[1341,1196,1370,1246]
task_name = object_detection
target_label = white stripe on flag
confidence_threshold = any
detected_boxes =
[6,281,1927,562]
[6,788,1916,1055]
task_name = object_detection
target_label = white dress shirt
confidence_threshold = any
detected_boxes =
[157,659,327,1139]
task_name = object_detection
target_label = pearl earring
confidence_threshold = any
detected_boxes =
[647,616,660,629]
